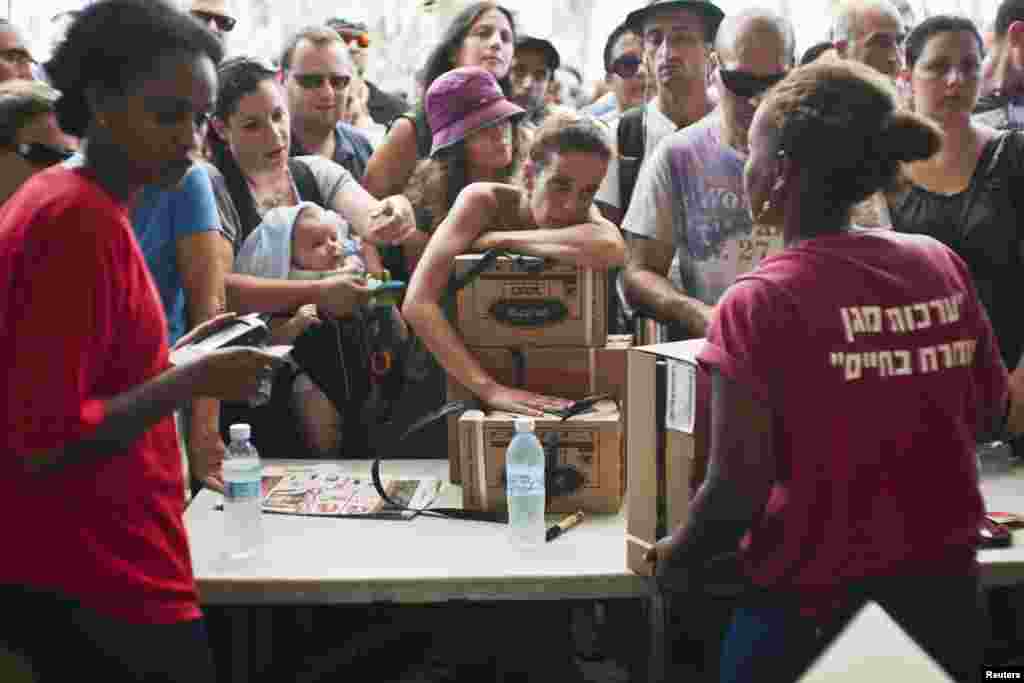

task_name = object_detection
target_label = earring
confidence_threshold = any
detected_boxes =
[753,199,773,224]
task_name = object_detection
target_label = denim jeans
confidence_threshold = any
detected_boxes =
[719,573,986,683]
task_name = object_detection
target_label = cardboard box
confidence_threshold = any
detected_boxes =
[458,400,625,513]
[446,336,633,484]
[625,340,711,576]
[454,255,607,348]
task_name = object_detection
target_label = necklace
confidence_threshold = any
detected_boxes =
[248,170,296,214]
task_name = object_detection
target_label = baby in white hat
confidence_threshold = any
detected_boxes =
[235,202,385,456]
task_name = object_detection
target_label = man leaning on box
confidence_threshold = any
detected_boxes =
[403,110,625,416]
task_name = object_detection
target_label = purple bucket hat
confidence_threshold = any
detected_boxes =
[426,66,525,157]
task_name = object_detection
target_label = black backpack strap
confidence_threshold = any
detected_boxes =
[617,106,646,216]
[289,158,326,208]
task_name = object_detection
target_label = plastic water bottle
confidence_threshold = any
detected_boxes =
[505,416,546,547]
[223,423,263,558]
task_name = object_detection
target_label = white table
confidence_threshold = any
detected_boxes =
[184,460,1024,682]
[978,463,1024,587]
[185,459,657,682]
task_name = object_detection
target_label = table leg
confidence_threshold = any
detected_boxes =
[647,588,668,683]
[226,607,249,683]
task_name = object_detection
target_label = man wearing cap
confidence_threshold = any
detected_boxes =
[622,8,793,343]
[510,35,561,126]
[326,17,408,127]
[187,0,237,45]
[0,19,35,84]
[281,26,374,180]
[0,79,72,205]
[594,0,722,226]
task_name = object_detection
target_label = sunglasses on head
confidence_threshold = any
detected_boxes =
[190,10,236,33]
[15,142,75,166]
[292,73,351,91]
[609,54,642,79]
[719,69,786,99]
[339,32,370,48]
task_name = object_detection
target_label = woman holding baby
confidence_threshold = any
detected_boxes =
[207,56,419,459]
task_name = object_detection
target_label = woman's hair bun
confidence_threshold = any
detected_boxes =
[879,110,942,164]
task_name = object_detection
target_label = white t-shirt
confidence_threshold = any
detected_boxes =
[595,103,679,210]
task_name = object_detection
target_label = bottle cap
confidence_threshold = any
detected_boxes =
[514,416,535,433]
[229,423,251,441]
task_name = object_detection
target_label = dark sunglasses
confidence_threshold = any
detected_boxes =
[191,10,236,33]
[719,69,786,99]
[609,54,642,79]
[292,73,351,90]
[339,32,370,48]
[15,142,75,166]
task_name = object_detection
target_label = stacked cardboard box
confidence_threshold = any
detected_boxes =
[624,340,711,575]
[448,254,631,513]
[458,400,624,514]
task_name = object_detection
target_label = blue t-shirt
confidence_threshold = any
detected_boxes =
[131,164,220,343]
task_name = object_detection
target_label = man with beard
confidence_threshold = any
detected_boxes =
[622,8,794,340]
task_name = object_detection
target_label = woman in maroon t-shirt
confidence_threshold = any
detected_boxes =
[0,1,282,681]
[645,59,1024,682]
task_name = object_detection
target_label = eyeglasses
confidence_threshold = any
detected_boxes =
[292,73,352,91]
[0,49,36,66]
[719,69,786,99]
[339,32,370,49]
[15,142,74,166]
[190,10,236,33]
[609,54,642,79]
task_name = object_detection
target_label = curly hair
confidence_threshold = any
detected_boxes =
[46,0,222,138]
[404,123,529,232]
[760,59,940,225]
[526,109,613,176]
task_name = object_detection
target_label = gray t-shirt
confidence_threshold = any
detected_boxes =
[622,110,784,306]
[595,103,678,210]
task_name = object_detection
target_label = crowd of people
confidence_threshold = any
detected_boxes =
[1,0,1023,680]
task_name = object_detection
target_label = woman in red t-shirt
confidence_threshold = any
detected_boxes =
[0,1,282,680]
[645,59,1024,682]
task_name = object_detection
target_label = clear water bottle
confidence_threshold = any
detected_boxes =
[505,416,546,547]
[223,423,263,558]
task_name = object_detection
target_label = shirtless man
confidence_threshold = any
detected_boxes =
[403,112,625,416]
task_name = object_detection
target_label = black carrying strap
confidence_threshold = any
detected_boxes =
[373,394,614,522]
[617,106,646,216]
[370,458,507,522]
[289,158,326,208]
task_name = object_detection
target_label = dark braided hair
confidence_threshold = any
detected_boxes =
[46,0,222,138]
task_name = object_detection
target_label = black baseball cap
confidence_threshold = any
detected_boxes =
[515,35,560,72]
[624,0,725,43]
